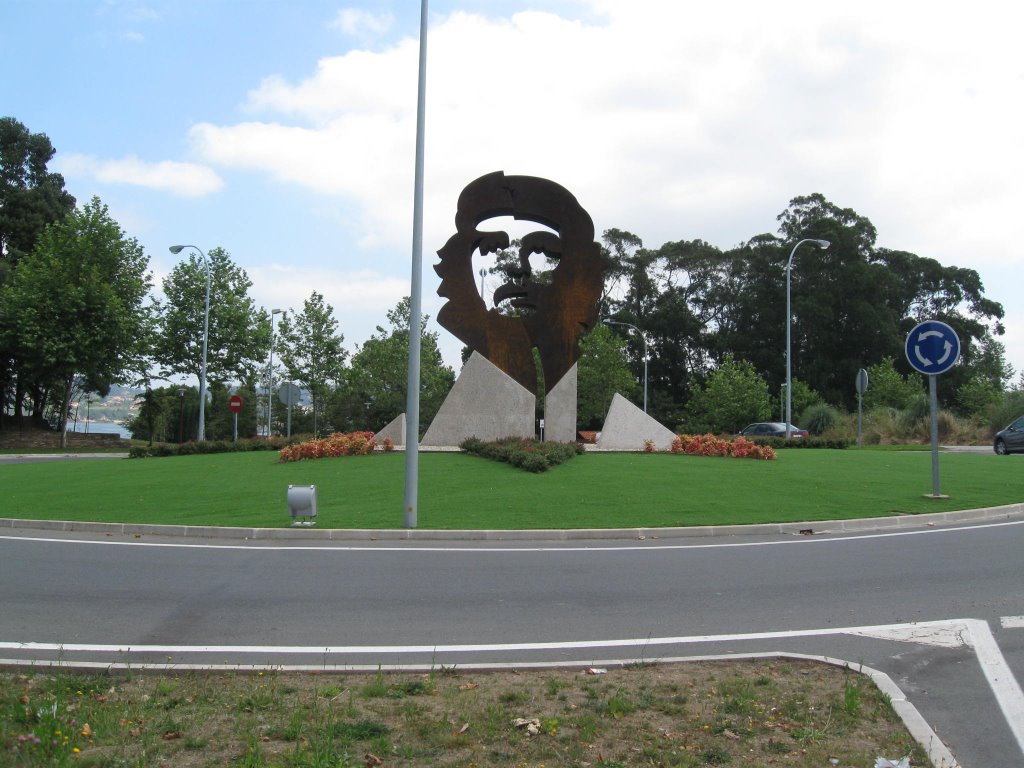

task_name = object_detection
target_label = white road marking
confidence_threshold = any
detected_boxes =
[849,623,970,649]
[963,619,1024,756]
[1001,615,1024,629]
[0,618,985,657]
[1,518,1023,553]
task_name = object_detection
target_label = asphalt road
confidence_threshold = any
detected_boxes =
[2,519,1023,767]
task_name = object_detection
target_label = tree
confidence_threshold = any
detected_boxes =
[0,117,76,269]
[862,357,921,411]
[577,324,637,429]
[156,247,271,386]
[0,117,76,427]
[276,291,347,437]
[340,298,454,436]
[0,197,153,445]
[683,355,771,434]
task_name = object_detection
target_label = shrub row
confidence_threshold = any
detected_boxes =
[460,436,584,473]
[279,432,394,462]
[130,435,300,458]
[749,436,852,450]
[670,434,777,460]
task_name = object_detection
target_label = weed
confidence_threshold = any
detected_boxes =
[763,738,792,755]
[361,668,388,698]
[498,689,530,705]
[843,678,864,718]
[607,692,636,719]
[701,745,732,764]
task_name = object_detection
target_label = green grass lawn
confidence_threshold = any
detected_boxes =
[1,449,1020,529]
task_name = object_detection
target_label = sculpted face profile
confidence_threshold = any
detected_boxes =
[434,171,606,396]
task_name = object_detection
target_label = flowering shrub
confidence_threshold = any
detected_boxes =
[669,434,777,461]
[643,439,656,453]
[279,431,378,463]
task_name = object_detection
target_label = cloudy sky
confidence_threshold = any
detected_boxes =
[3,0,1023,380]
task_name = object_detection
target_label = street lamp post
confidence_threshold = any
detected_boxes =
[169,245,211,441]
[605,320,648,413]
[177,388,185,443]
[785,238,830,439]
[267,308,283,437]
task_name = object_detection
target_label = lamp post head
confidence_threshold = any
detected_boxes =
[271,308,283,316]
[813,239,831,249]
[169,245,185,254]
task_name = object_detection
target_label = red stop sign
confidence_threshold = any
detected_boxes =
[228,395,244,413]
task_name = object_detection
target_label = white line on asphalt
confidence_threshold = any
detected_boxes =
[2,519,1023,553]
[1001,615,1024,629]
[0,618,979,656]
[964,619,1024,757]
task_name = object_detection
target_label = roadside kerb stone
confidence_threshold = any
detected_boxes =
[3,503,1021,542]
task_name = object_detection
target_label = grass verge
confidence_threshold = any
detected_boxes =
[1,450,1021,529]
[1,661,928,767]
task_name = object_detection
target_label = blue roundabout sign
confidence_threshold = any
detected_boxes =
[905,320,960,376]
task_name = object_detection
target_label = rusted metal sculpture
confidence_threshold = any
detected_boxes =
[435,172,606,395]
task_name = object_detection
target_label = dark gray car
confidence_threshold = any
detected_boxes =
[994,415,1024,454]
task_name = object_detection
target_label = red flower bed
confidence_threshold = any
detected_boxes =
[279,431,379,463]
[670,434,776,460]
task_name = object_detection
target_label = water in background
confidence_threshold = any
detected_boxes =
[67,421,132,439]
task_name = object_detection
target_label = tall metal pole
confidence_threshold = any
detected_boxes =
[170,245,210,441]
[268,309,282,437]
[403,0,428,529]
[785,238,829,439]
[929,374,942,497]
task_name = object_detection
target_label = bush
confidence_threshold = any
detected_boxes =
[988,390,1024,435]
[753,436,852,449]
[897,394,931,434]
[129,435,297,459]
[278,432,379,463]
[670,434,776,460]
[800,403,841,436]
[458,436,582,472]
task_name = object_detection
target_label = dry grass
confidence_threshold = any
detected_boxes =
[2,660,930,767]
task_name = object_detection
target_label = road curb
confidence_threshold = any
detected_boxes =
[1,503,1021,541]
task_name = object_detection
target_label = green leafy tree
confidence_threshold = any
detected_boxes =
[683,355,771,434]
[789,379,823,423]
[156,247,271,386]
[957,375,1001,418]
[276,291,347,437]
[577,324,637,429]
[205,380,259,440]
[340,298,454,436]
[0,197,153,445]
[862,357,921,410]
[0,117,76,426]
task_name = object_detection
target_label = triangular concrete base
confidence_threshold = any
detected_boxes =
[421,352,536,447]
[374,413,406,446]
[543,364,577,443]
[596,393,677,451]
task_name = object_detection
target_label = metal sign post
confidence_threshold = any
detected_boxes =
[278,383,300,438]
[905,320,960,499]
[228,395,244,442]
[855,368,868,448]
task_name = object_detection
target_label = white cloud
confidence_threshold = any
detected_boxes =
[57,153,224,197]
[186,1,1024,272]
[331,8,394,37]
[183,0,1024,371]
